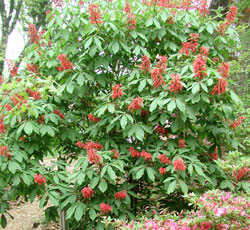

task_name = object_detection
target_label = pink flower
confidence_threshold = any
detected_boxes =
[173,158,186,171]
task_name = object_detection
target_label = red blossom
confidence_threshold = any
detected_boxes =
[34,174,46,186]
[112,84,123,100]
[99,203,112,214]
[77,141,85,148]
[38,115,45,124]
[217,22,228,35]
[218,62,230,78]
[210,150,218,161]
[168,74,183,93]
[111,149,120,159]
[178,139,185,148]
[114,191,127,200]
[156,56,168,72]
[128,97,143,111]
[0,117,6,134]
[83,141,103,150]
[81,187,94,199]
[57,54,74,71]
[11,95,26,109]
[179,33,199,56]
[140,150,152,161]
[123,1,131,13]
[226,6,237,25]
[212,57,220,63]
[141,110,148,117]
[210,78,227,95]
[88,4,103,24]
[151,67,166,88]
[4,104,13,111]
[173,158,186,171]
[0,75,3,84]
[159,167,166,175]
[229,116,245,129]
[193,54,207,79]
[233,167,250,181]
[53,0,63,7]
[127,13,136,30]
[200,46,209,57]
[54,109,65,119]
[158,154,171,164]
[156,126,168,135]
[28,24,39,44]
[19,137,25,142]
[141,55,151,73]
[0,146,11,159]
[128,147,140,158]
[88,114,100,122]
[87,148,102,164]
[27,64,39,74]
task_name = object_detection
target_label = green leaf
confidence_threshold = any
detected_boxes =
[108,104,115,113]
[24,122,33,135]
[134,46,140,56]
[66,204,77,219]
[139,79,146,92]
[1,214,7,228]
[176,99,185,112]
[135,168,144,180]
[206,24,214,34]
[167,100,176,112]
[135,126,144,141]
[89,207,97,220]
[112,41,119,54]
[192,82,200,94]
[179,179,188,194]
[90,177,99,189]
[75,204,84,221]
[101,165,108,177]
[145,18,153,27]
[146,167,155,182]
[150,99,158,112]
[85,37,93,49]
[107,166,116,180]
[168,180,176,194]
[48,192,59,206]
[230,91,242,104]
[120,115,128,129]
[99,178,108,193]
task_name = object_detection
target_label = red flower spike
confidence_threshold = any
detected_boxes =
[178,139,185,149]
[218,62,230,78]
[88,4,103,24]
[114,191,127,200]
[226,6,237,25]
[54,109,65,119]
[123,1,131,14]
[210,78,227,95]
[151,67,166,88]
[87,149,102,164]
[57,54,74,71]
[99,203,112,214]
[173,158,187,171]
[88,114,100,122]
[156,56,168,72]
[81,187,94,199]
[128,147,140,158]
[112,84,123,100]
[34,174,46,186]
[168,74,183,93]
[28,24,39,44]
[128,97,143,111]
[193,54,207,79]
[83,141,103,150]
[111,149,120,159]
[159,167,166,175]
[77,141,85,148]
[140,150,152,161]
[158,154,171,164]
[141,55,151,73]
[127,13,136,30]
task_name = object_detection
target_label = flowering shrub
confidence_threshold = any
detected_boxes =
[0,0,246,229]
[112,190,250,230]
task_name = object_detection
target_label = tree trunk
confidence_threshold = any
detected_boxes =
[0,34,8,75]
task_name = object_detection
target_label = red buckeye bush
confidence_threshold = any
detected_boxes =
[0,0,247,229]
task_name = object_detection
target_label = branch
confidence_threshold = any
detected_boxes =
[0,0,6,21]
[7,0,15,24]
[9,0,23,34]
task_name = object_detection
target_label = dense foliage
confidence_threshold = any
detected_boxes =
[0,0,248,229]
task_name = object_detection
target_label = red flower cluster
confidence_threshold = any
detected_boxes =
[127,13,136,30]
[229,116,245,129]
[210,77,227,95]
[159,167,166,175]
[156,126,168,135]
[168,74,183,93]
[123,1,131,13]
[158,154,171,164]
[99,203,112,214]
[114,191,127,200]
[81,187,94,199]
[11,95,26,109]
[38,115,45,124]
[140,150,152,161]
[88,4,103,24]
[57,54,74,71]
[212,57,220,63]
[193,50,208,79]
[200,46,209,57]
[28,24,39,44]
[0,117,6,134]
[173,158,186,171]
[111,149,120,159]
[0,146,11,159]
[210,150,218,161]
[26,88,41,100]
[34,174,46,186]
[88,114,100,122]
[179,33,199,56]
[4,104,13,111]
[77,141,103,165]
[128,147,140,158]
[141,55,151,73]
[53,0,64,7]
[156,56,168,72]
[0,75,3,84]
[151,68,166,88]
[233,167,250,181]
[178,139,185,148]
[27,64,39,74]
[54,109,65,119]
[218,62,230,78]
[128,97,143,111]
[112,84,123,100]
[217,6,238,35]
